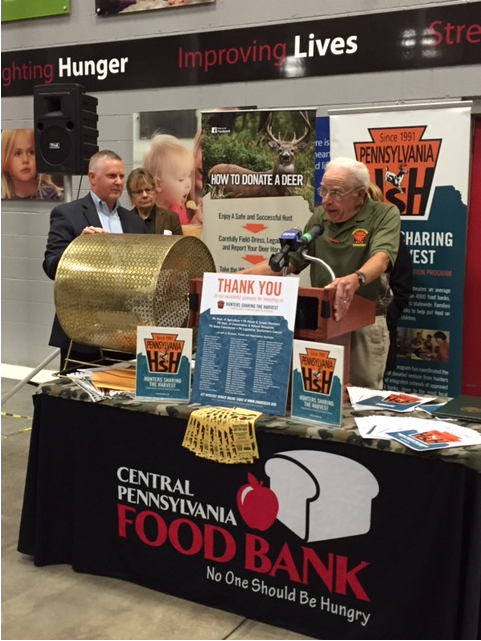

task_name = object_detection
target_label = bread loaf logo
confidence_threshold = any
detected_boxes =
[265,451,379,542]
[298,347,336,395]
[143,332,184,374]
[354,126,441,217]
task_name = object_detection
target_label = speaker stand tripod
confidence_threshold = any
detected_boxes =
[1,349,61,405]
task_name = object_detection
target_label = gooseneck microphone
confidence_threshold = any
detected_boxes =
[269,228,301,272]
[297,224,325,248]
[269,224,324,272]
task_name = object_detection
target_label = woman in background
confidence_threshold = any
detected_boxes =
[126,167,182,235]
[368,182,413,374]
[1,129,62,200]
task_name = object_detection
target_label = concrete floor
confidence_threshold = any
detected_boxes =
[1,374,314,640]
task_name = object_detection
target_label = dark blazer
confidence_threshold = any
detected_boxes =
[43,193,147,351]
[131,204,183,236]
[385,234,413,372]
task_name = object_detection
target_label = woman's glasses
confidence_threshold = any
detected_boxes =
[132,187,155,196]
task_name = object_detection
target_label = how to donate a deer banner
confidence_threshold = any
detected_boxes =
[201,109,316,275]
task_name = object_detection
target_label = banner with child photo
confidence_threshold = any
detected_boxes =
[132,109,202,237]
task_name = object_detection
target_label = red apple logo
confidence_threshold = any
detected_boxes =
[236,473,279,531]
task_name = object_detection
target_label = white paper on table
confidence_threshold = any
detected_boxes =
[355,415,481,449]
[417,402,454,418]
[354,415,440,440]
[348,386,436,412]
[67,360,136,379]
[387,421,481,450]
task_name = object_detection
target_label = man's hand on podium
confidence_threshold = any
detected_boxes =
[325,273,360,321]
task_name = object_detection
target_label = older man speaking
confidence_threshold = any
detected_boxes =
[241,157,400,389]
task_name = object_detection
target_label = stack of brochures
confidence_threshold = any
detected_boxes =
[354,415,481,451]
[67,362,136,402]
[348,387,436,412]
[91,367,136,391]
[349,387,481,451]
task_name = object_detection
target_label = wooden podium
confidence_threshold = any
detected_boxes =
[189,279,375,387]
[294,286,375,387]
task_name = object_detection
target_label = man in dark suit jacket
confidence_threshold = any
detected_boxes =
[43,149,146,371]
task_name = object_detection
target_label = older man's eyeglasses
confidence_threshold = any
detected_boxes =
[132,187,155,196]
[317,186,360,201]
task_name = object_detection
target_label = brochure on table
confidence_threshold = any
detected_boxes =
[191,273,299,415]
[387,423,481,451]
[417,403,448,416]
[291,339,344,427]
[135,327,193,402]
[67,361,136,402]
[354,415,481,451]
[356,392,430,412]
[348,386,436,412]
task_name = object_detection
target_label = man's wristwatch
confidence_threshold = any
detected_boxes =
[354,270,366,286]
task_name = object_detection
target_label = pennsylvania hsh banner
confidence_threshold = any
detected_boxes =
[330,103,472,397]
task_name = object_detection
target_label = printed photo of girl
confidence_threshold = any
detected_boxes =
[1,129,63,201]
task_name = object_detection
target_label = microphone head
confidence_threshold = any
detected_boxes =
[298,223,325,247]
[278,228,301,249]
[279,228,301,240]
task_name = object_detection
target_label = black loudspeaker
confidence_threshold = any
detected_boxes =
[34,83,99,175]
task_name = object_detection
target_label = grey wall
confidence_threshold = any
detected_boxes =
[2,0,480,368]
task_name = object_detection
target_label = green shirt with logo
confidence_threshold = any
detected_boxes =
[289,198,400,302]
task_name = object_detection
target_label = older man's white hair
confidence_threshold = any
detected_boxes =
[325,157,370,190]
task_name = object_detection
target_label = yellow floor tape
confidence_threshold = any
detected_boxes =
[1,411,33,420]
